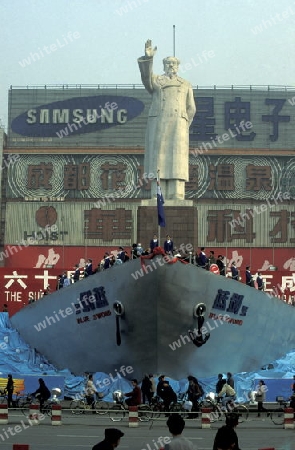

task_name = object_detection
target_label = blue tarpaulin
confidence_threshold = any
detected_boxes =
[0,313,294,400]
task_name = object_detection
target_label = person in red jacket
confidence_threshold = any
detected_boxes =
[124,379,142,406]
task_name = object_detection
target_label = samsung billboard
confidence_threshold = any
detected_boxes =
[7,85,295,149]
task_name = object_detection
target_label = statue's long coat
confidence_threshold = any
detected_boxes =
[138,56,196,181]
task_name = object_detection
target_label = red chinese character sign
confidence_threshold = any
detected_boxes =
[0,268,62,316]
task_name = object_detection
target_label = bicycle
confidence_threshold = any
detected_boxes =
[21,388,62,417]
[109,390,153,422]
[202,392,249,423]
[169,394,188,417]
[150,396,167,418]
[70,393,109,415]
[268,396,289,425]
[0,390,28,408]
[41,388,62,416]
[20,394,36,417]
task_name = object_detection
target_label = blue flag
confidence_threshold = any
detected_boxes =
[157,182,166,227]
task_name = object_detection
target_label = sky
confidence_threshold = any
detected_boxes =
[1,0,295,129]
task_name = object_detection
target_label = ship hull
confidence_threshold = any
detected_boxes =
[10,257,295,378]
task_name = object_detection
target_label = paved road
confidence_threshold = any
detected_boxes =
[1,409,294,450]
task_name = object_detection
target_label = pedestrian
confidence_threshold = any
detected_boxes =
[117,247,125,262]
[57,274,64,290]
[230,261,239,281]
[131,243,138,259]
[164,235,174,255]
[213,413,241,450]
[6,374,14,408]
[226,372,234,389]
[92,428,124,450]
[84,258,93,277]
[136,243,144,256]
[62,271,71,287]
[216,255,226,276]
[73,264,80,282]
[198,247,208,269]
[208,250,216,267]
[150,234,159,252]
[245,266,254,287]
[256,272,264,290]
[149,373,156,400]
[256,380,268,417]
[164,414,195,449]
[141,374,152,404]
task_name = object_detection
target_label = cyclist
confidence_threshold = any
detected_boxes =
[86,374,98,414]
[217,382,236,409]
[186,376,204,417]
[124,379,141,406]
[33,378,51,412]
[159,380,177,416]
[216,374,226,403]
[156,374,166,397]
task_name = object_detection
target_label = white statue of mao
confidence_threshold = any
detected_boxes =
[138,40,196,200]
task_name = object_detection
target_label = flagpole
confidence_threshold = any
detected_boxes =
[157,170,161,246]
[173,25,176,57]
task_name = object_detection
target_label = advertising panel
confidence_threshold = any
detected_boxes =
[7,86,295,149]
[4,200,295,248]
[5,153,295,200]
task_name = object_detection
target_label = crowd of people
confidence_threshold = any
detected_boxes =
[90,372,295,449]
[2,371,294,449]
[21,238,294,308]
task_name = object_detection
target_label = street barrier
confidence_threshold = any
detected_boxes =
[29,404,39,424]
[0,403,8,425]
[128,406,138,427]
[284,407,294,429]
[12,445,30,450]
[51,404,62,425]
[201,407,212,428]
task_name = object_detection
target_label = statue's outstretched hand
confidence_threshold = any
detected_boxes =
[145,39,157,58]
